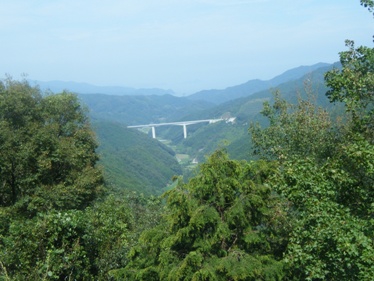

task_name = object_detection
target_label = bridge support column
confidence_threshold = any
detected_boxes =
[152,126,156,138]
[183,124,187,139]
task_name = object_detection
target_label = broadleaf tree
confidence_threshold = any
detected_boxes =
[0,78,104,214]
[248,2,374,278]
[0,78,105,279]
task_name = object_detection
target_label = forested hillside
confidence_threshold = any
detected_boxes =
[0,2,373,280]
[94,120,182,195]
[73,62,338,172]
[74,62,343,182]
[187,62,330,104]
[157,62,340,163]
[78,93,214,125]
[117,24,374,280]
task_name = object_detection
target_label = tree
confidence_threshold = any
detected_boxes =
[361,0,374,16]
[85,192,164,280]
[0,78,104,213]
[0,210,93,279]
[248,3,374,276]
[249,89,336,163]
[249,85,374,280]
[323,15,374,218]
[0,78,43,206]
[325,40,374,140]
[0,78,105,279]
[249,91,374,280]
[118,150,289,281]
[272,157,374,280]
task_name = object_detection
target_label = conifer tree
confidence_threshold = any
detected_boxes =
[118,150,289,280]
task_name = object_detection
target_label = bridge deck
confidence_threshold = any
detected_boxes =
[127,118,223,128]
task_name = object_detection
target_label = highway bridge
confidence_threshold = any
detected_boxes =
[127,118,224,139]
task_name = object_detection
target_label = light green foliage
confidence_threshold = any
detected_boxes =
[86,192,164,280]
[249,89,335,162]
[120,150,289,280]
[333,135,374,218]
[272,158,374,280]
[249,24,374,278]
[325,40,374,139]
[250,90,374,279]
[0,187,159,280]
[84,194,134,279]
[0,210,92,280]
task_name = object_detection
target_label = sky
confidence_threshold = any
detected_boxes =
[1,0,373,95]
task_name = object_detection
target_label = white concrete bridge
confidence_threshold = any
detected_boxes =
[127,118,224,139]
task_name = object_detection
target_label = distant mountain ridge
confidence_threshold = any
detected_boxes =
[79,93,214,125]
[187,62,331,104]
[77,62,337,131]
[29,62,330,102]
[156,62,341,162]
[29,80,175,96]
[79,61,339,193]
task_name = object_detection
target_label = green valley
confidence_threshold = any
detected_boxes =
[93,121,182,195]
[1,2,373,279]
[84,62,340,179]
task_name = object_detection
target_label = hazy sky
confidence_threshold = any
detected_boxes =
[1,0,373,94]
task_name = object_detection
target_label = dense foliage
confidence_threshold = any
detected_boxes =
[118,150,289,280]
[248,34,374,280]
[0,2,372,280]
[0,78,104,213]
[94,120,182,195]
[325,39,374,140]
[249,89,335,163]
[0,79,164,280]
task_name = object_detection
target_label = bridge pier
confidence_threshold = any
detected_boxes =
[183,124,187,139]
[152,126,156,138]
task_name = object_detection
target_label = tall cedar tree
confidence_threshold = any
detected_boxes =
[116,150,290,281]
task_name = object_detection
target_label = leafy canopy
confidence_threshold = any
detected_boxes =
[249,10,374,276]
[0,78,106,280]
[325,40,374,139]
[249,89,335,163]
[0,78,104,213]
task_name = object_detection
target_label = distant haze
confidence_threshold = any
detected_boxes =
[31,62,331,99]
[1,1,373,94]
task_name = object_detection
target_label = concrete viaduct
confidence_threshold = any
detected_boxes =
[127,118,224,139]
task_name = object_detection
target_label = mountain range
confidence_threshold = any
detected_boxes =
[36,61,340,194]
[187,62,331,104]
[30,62,331,102]
[29,80,175,96]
